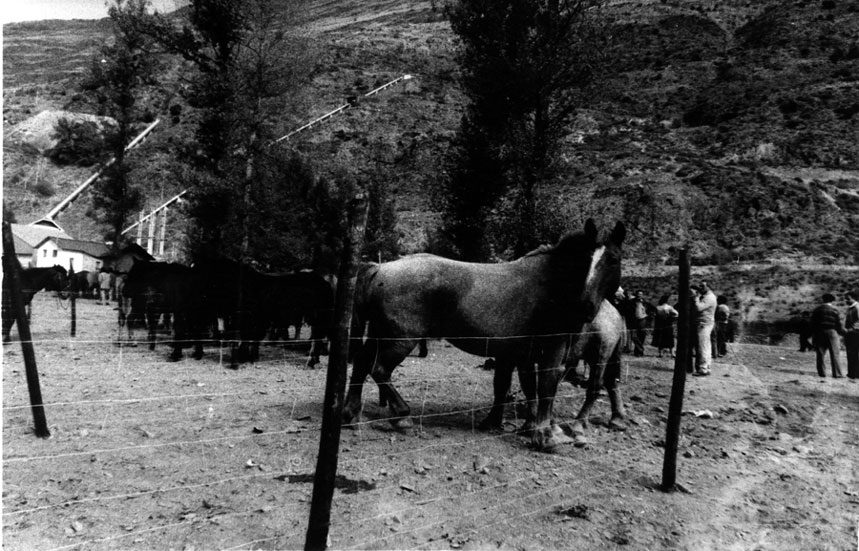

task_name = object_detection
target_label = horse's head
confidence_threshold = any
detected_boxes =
[582,220,625,320]
[49,265,71,298]
[553,219,625,324]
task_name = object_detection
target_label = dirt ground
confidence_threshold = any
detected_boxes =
[3,294,858,550]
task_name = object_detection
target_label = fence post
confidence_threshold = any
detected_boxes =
[69,261,77,337]
[661,248,689,491]
[2,221,51,438]
[305,191,369,551]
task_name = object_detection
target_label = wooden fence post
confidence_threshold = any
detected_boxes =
[305,191,369,551]
[661,249,689,491]
[2,221,51,438]
[69,261,77,337]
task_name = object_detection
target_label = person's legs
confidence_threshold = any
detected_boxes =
[826,329,844,377]
[814,334,826,377]
[845,331,859,378]
[696,323,713,374]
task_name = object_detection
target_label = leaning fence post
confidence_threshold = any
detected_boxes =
[2,221,51,438]
[662,248,690,491]
[305,191,369,551]
[69,261,77,337]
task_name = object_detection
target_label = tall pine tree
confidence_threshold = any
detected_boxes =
[444,0,608,259]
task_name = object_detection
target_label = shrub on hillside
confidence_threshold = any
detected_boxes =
[47,117,109,167]
[33,180,56,197]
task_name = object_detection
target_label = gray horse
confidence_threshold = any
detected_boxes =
[344,219,625,451]
[482,298,628,447]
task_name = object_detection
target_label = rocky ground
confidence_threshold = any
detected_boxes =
[3,293,858,550]
[4,0,859,263]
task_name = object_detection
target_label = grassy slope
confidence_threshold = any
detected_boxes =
[3,0,858,317]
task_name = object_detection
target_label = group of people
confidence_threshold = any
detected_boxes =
[615,285,859,380]
[617,282,731,376]
[810,291,859,379]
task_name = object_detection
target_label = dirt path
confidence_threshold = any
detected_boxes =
[2,295,858,550]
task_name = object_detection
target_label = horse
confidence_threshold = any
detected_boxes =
[266,270,335,368]
[344,219,626,451]
[123,261,204,360]
[70,270,97,298]
[192,257,335,368]
[2,265,70,342]
[480,299,628,447]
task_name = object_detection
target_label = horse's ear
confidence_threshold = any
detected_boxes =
[610,221,626,245]
[584,218,598,243]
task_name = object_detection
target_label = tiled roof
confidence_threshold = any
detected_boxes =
[12,233,34,255]
[54,238,110,258]
[10,223,71,247]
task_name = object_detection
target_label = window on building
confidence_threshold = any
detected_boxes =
[53,250,58,257]
[43,250,47,257]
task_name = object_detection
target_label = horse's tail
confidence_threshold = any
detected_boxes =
[348,263,378,362]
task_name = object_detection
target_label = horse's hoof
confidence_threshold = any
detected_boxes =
[608,416,628,432]
[341,407,360,427]
[518,420,536,435]
[573,433,588,448]
[478,416,502,432]
[305,358,319,369]
[535,424,574,452]
[391,416,414,430]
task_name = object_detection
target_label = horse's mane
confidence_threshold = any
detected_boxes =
[522,231,588,259]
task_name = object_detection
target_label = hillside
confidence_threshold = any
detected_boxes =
[3,0,859,266]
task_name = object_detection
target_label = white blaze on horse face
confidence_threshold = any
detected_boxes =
[584,245,606,289]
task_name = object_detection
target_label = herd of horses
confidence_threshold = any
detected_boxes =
[2,219,628,451]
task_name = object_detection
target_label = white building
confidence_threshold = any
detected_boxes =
[10,223,109,272]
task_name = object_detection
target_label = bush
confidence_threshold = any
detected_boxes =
[33,180,56,197]
[47,117,108,166]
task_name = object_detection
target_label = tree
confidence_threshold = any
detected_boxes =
[84,0,161,249]
[444,0,608,259]
[126,0,314,265]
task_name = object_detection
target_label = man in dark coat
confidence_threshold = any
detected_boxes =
[811,293,845,378]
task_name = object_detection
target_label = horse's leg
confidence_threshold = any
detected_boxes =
[516,361,538,434]
[479,358,514,431]
[305,322,322,369]
[146,309,158,351]
[369,338,417,429]
[342,339,377,425]
[570,353,603,447]
[531,342,572,451]
[2,307,14,342]
[604,348,628,432]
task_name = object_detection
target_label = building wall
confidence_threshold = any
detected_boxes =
[17,253,35,268]
[33,241,86,271]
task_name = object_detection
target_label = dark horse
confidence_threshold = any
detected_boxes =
[345,219,625,451]
[482,299,628,447]
[193,257,334,368]
[266,270,335,368]
[123,261,203,360]
[70,270,98,298]
[2,265,70,342]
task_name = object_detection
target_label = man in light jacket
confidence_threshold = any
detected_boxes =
[693,282,717,376]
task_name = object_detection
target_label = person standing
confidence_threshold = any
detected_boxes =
[844,291,859,379]
[715,295,731,358]
[98,268,112,305]
[653,294,678,358]
[693,282,717,376]
[811,293,845,378]
[631,290,651,357]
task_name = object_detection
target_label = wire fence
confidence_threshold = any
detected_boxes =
[3,294,857,550]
